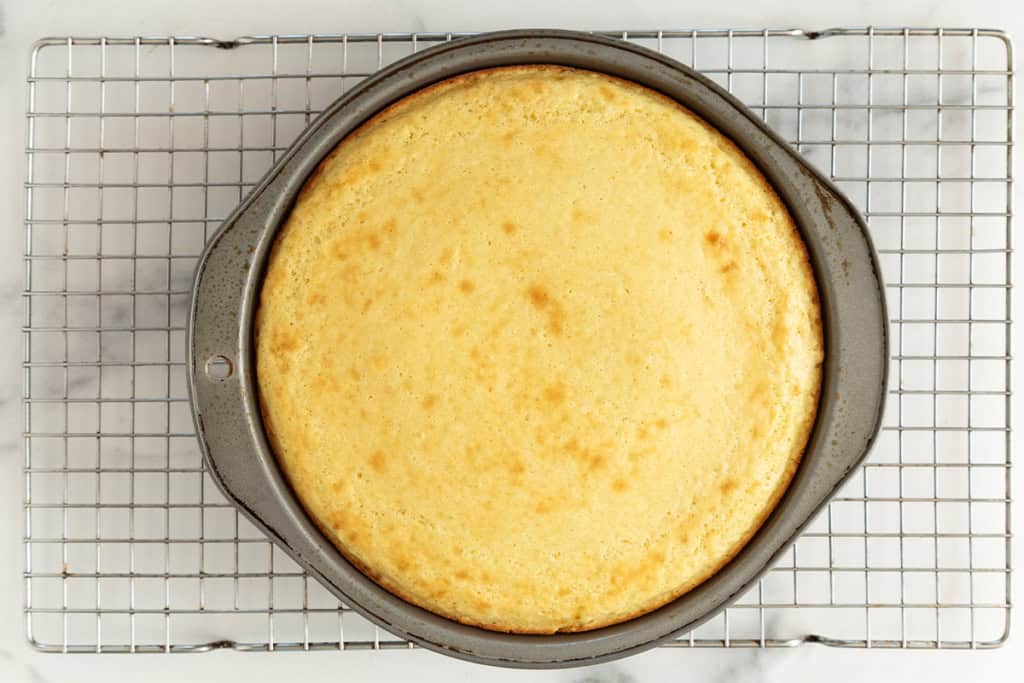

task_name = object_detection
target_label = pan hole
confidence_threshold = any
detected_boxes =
[205,355,233,380]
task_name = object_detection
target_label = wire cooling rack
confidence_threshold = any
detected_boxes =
[23,28,1012,653]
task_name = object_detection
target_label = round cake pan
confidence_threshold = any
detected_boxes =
[187,29,888,668]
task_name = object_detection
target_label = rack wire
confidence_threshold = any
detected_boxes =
[23,27,1013,653]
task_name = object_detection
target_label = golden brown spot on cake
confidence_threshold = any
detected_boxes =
[473,598,493,612]
[454,569,470,580]
[336,165,369,187]
[525,284,565,336]
[428,270,445,285]
[501,128,519,144]
[368,159,382,173]
[545,312,566,336]
[655,122,700,154]
[587,454,607,471]
[542,382,566,405]
[557,586,571,597]
[458,279,475,294]
[720,260,737,274]
[367,233,381,250]
[658,228,673,242]
[451,324,465,338]
[527,284,550,308]
[348,366,361,381]
[338,263,360,285]
[720,478,739,495]
[307,291,326,306]
[530,80,544,94]
[507,85,526,102]
[571,207,589,223]
[534,500,553,514]
[705,230,721,245]
[655,418,668,430]
[421,393,439,411]
[412,187,425,204]
[599,85,616,101]
[329,509,366,541]
[636,424,650,440]
[368,450,387,473]
[612,478,628,493]
[361,297,374,313]
[749,208,769,223]
[502,220,517,235]
[271,329,298,354]
[331,479,347,493]
[371,353,387,370]
[659,374,672,389]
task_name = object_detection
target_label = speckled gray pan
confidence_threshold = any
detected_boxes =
[187,29,888,668]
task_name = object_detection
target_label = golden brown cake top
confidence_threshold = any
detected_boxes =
[256,65,823,633]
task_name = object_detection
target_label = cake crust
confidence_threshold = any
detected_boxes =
[255,65,823,634]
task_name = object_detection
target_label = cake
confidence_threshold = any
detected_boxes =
[255,65,823,633]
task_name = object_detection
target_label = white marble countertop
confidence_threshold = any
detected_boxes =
[0,0,1021,681]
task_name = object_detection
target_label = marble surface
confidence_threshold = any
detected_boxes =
[0,0,1021,681]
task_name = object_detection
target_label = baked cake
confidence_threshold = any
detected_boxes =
[255,65,823,633]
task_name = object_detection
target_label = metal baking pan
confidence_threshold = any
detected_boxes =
[187,29,888,668]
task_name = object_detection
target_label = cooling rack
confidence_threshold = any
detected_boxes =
[23,27,1013,653]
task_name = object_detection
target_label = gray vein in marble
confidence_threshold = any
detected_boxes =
[567,666,637,683]
[0,648,49,683]
[100,298,132,327]
[708,650,765,683]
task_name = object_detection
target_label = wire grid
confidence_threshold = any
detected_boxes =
[22,28,1012,653]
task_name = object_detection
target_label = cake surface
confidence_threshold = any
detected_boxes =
[255,65,823,633]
